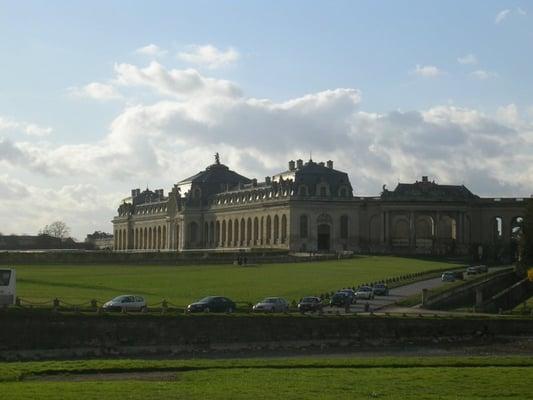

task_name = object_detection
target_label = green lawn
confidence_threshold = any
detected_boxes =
[2,357,532,399]
[12,256,461,306]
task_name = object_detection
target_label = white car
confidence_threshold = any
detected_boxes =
[252,297,289,313]
[354,286,375,300]
[103,295,147,312]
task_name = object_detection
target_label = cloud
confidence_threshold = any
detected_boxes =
[135,44,168,57]
[495,9,511,24]
[68,82,123,101]
[0,174,120,238]
[0,116,52,137]
[113,61,241,98]
[517,7,527,16]
[5,61,533,237]
[457,54,478,65]
[412,64,442,78]
[177,44,240,69]
[470,70,497,80]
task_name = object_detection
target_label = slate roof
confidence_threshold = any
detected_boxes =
[179,162,251,187]
[381,179,479,202]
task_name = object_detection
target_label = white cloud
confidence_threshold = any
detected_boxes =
[412,64,442,78]
[470,69,497,80]
[0,116,52,137]
[517,7,527,16]
[68,82,123,101]
[4,61,533,237]
[135,44,168,57]
[113,61,241,98]
[177,44,240,69]
[495,9,511,24]
[457,54,478,65]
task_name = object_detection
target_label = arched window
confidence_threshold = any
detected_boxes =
[274,215,280,242]
[247,218,252,245]
[300,215,308,239]
[266,215,272,244]
[281,215,287,243]
[189,221,198,245]
[298,185,308,196]
[234,219,239,246]
[222,220,227,246]
[340,215,349,239]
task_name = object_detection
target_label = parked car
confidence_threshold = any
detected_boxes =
[329,292,351,307]
[372,283,389,296]
[338,288,357,304]
[186,296,236,313]
[297,296,323,313]
[354,286,375,300]
[476,265,488,273]
[465,265,482,275]
[253,297,289,313]
[441,271,456,282]
[103,295,147,312]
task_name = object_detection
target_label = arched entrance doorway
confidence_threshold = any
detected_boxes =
[317,224,331,251]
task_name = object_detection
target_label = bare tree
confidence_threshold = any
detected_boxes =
[40,221,71,240]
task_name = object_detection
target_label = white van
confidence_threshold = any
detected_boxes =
[0,268,16,305]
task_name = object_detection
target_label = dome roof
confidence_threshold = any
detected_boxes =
[179,162,251,186]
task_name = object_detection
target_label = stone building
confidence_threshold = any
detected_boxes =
[112,155,527,257]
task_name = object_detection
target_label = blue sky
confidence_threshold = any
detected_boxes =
[0,1,532,238]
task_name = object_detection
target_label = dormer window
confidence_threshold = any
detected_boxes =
[193,188,202,199]
[338,187,348,197]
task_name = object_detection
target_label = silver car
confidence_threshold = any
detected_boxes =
[354,286,375,300]
[103,295,147,312]
[253,297,289,313]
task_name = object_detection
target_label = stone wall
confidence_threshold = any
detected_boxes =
[482,278,533,313]
[1,312,532,360]
[0,314,533,359]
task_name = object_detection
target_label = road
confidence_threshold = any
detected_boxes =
[319,267,506,314]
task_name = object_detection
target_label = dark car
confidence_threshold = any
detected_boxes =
[372,283,389,296]
[329,292,351,307]
[338,288,357,304]
[298,296,323,313]
[186,296,236,313]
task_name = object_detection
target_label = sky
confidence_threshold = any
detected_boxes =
[1,0,532,239]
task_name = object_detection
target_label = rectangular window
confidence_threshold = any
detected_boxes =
[0,270,11,286]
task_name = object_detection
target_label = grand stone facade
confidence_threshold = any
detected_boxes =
[112,155,527,257]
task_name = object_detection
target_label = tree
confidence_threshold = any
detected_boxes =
[40,221,71,240]
[519,199,533,267]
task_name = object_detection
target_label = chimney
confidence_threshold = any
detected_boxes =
[296,159,303,169]
[288,160,296,171]
[422,176,428,183]
[265,176,271,184]
[327,160,333,169]
[252,178,257,187]
[319,162,325,167]
[131,188,140,198]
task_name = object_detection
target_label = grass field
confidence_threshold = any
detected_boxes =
[11,256,461,306]
[1,356,532,399]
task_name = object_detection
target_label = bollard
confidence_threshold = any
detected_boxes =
[91,299,98,310]
[15,297,21,307]
[53,298,60,311]
[162,299,168,314]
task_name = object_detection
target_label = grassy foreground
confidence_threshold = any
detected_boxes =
[12,256,460,306]
[1,357,532,399]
